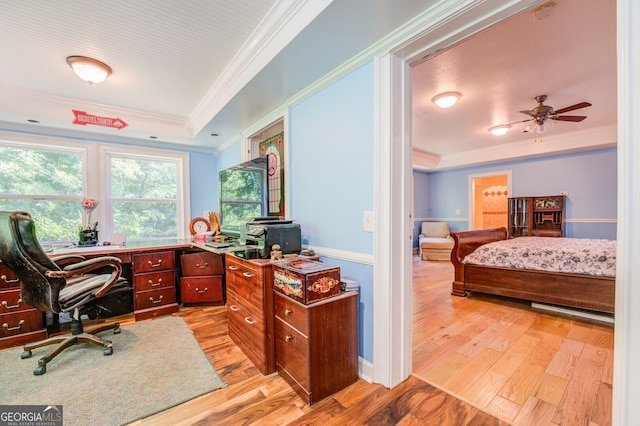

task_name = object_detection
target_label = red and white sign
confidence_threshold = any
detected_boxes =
[72,110,128,130]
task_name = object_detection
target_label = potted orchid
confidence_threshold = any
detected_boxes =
[79,198,99,246]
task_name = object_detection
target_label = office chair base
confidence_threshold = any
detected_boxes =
[22,321,120,375]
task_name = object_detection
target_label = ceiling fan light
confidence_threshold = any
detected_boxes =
[66,56,112,85]
[432,91,461,108]
[536,122,549,133]
[489,125,510,136]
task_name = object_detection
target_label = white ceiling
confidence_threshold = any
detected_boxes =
[0,0,616,168]
[411,0,617,169]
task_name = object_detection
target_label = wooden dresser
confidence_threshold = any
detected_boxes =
[132,250,179,321]
[225,254,276,375]
[0,261,47,349]
[180,250,224,305]
[274,290,359,404]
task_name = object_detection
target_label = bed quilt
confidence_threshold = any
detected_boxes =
[462,236,616,277]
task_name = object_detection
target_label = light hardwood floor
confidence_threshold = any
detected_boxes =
[94,255,611,425]
[412,257,613,425]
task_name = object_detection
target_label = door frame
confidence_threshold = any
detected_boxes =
[468,170,512,231]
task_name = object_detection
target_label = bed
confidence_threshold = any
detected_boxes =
[450,227,616,314]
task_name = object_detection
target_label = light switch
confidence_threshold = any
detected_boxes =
[363,211,374,232]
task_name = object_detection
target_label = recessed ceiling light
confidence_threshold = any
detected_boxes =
[488,125,511,136]
[432,91,462,108]
[533,2,555,21]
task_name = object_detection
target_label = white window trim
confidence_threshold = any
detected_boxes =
[98,144,190,240]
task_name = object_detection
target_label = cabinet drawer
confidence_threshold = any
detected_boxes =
[133,251,174,273]
[1,288,29,314]
[275,293,309,336]
[134,287,177,310]
[133,270,176,292]
[227,290,263,325]
[180,252,223,276]
[1,309,44,338]
[226,263,264,310]
[0,266,20,289]
[275,317,309,390]
[227,298,267,364]
[180,276,223,304]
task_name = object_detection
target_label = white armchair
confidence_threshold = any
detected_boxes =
[418,222,454,261]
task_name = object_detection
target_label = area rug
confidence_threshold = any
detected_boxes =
[0,316,227,426]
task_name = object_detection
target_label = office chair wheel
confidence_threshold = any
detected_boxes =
[33,365,46,376]
[21,350,33,359]
[104,347,113,356]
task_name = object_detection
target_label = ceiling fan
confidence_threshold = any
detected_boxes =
[489,95,592,135]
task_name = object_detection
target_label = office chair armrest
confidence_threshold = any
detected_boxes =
[45,256,124,298]
[49,254,87,267]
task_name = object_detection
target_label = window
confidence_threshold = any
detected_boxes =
[107,153,183,240]
[0,134,190,244]
[0,143,85,242]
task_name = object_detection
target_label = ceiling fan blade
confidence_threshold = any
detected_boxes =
[508,118,534,126]
[553,115,587,122]
[553,102,592,114]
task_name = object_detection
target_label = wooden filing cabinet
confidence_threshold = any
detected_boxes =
[274,291,359,405]
[132,250,179,321]
[225,254,275,375]
[0,262,47,349]
[180,250,224,305]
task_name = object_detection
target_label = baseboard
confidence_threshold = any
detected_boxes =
[358,356,373,383]
[531,302,614,324]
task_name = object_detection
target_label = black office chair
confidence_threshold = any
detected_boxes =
[0,211,130,375]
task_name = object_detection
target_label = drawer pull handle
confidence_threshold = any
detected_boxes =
[148,278,163,287]
[284,309,292,316]
[228,265,239,271]
[3,320,25,331]
[149,295,164,304]
[148,259,163,268]
[244,317,255,325]
[285,335,293,342]
[1,274,19,284]
[2,299,22,309]
[195,287,208,294]
[229,305,240,312]
[196,262,208,269]
[242,272,254,278]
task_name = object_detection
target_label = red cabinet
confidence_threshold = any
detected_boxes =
[180,251,224,305]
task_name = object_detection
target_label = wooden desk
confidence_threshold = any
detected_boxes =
[54,239,193,321]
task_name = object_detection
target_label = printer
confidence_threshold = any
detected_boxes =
[243,218,302,259]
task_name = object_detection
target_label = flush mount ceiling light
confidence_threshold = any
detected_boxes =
[488,125,511,136]
[66,56,112,85]
[432,91,461,108]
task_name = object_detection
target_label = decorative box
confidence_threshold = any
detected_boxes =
[272,258,340,304]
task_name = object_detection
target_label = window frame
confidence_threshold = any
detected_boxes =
[99,144,190,241]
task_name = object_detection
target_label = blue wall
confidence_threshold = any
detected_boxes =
[289,61,375,361]
[189,151,218,218]
[414,147,617,240]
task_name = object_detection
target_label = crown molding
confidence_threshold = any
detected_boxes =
[189,0,333,134]
[413,124,617,171]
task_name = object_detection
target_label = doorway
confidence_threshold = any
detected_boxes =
[469,171,511,231]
